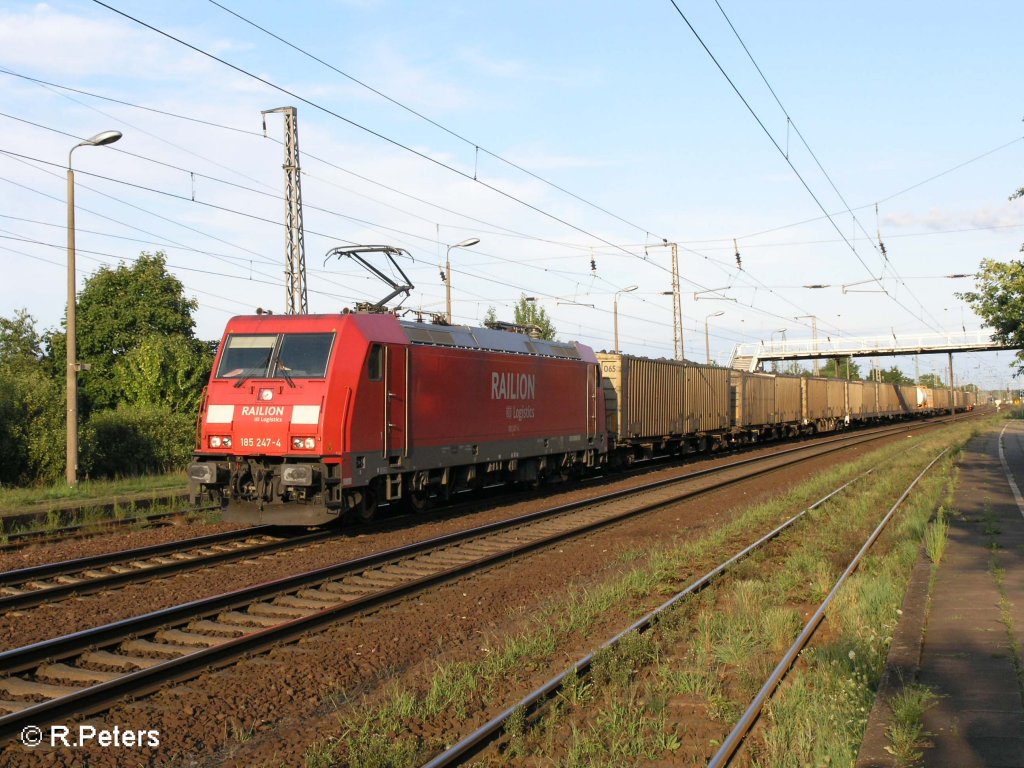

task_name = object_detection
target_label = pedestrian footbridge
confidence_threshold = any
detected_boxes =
[730,330,1013,372]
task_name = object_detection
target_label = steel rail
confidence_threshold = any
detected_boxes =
[0,422,929,742]
[0,422,897,670]
[0,526,339,612]
[418,468,877,768]
[707,447,949,768]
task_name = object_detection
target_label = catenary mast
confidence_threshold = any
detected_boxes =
[262,107,308,314]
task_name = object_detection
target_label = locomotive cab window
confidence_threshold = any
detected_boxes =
[216,334,276,378]
[216,332,336,379]
[368,344,384,381]
[274,333,334,378]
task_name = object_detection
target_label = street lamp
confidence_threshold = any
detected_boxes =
[704,310,724,365]
[444,237,480,323]
[67,130,122,486]
[795,314,818,375]
[613,285,637,353]
[770,328,787,373]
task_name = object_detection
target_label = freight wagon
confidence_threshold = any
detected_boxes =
[596,353,730,461]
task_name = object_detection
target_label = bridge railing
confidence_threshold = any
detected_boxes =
[731,329,1001,363]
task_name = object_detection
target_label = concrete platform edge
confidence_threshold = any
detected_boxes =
[855,541,933,766]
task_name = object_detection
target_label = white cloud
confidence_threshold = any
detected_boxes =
[0,4,199,79]
[882,205,1024,232]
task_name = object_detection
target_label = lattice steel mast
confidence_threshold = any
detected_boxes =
[262,107,307,314]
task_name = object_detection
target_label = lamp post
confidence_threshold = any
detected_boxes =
[444,237,480,323]
[613,285,637,353]
[704,310,724,365]
[795,314,818,375]
[67,130,122,486]
[770,328,787,374]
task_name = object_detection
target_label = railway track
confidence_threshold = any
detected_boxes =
[0,525,336,613]
[0,416,954,742]
[0,414,971,615]
[420,449,949,767]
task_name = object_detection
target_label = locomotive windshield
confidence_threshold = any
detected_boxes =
[216,332,335,379]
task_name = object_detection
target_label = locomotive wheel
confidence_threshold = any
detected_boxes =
[354,488,378,523]
[406,489,432,513]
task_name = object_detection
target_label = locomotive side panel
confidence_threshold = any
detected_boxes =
[406,344,598,448]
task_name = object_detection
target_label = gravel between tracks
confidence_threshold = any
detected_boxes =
[0,435,906,767]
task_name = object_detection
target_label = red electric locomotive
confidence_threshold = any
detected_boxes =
[188,312,606,525]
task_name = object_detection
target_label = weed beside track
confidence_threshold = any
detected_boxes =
[314,419,986,768]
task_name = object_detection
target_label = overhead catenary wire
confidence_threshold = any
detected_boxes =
[6,7,999,366]
[206,0,655,238]
[711,0,945,332]
[665,0,944,334]
[90,0,663,270]
[2,143,823,342]
[0,67,915,347]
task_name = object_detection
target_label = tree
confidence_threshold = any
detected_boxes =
[817,357,862,380]
[957,258,1024,374]
[918,373,944,388]
[115,334,213,413]
[513,294,556,340]
[0,310,65,485]
[879,366,913,385]
[0,309,43,363]
[48,252,200,411]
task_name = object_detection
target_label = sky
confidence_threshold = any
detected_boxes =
[1,0,1022,390]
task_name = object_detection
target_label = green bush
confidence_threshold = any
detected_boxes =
[0,366,66,486]
[83,404,195,479]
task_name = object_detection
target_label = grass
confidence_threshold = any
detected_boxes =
[307,418,986,767]
[923,509,949,564]
[884,684,937,765]
[0,470,187,512]
[0,470,199,545]
[0,493,200,546]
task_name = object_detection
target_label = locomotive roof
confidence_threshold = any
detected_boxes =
[400,319,586,360]
[221,313,589,361]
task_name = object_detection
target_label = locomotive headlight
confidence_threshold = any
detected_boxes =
[222,436,232,448]
[292,437,304,450]
[304,437,316,449]
[209,435,232,449]
[210,436,222,448]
